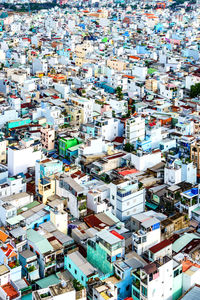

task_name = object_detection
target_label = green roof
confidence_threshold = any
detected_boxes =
[22,294,32,300]
[172,233,200,253]
[17,201,40,214]
[36,274,60,289]
[7,215,25,226]
[148,68,157,75]
[27,229,53,254]
[102,37,108,43]
[146,202,158,210]
[67,144,81,152]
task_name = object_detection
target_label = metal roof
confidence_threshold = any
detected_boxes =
[180,285,200,300]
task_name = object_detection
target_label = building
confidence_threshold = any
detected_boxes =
[8,140,42,176]
[87,230,125,275]
[64,251,98,287]
[132,213,161,255]
[41,125,55,151]
[125,116,145,145]
[110,178,145,221]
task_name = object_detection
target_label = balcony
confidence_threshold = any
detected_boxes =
[8,260,20,269]
[133,279,140,290]
[45,260,56,268]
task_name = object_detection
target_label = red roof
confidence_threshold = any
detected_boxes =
[113,137,125,144]
[5,248,12,257]
[149,240,172,254]
[110,230,124,240]
[84,215,108,230]
[1,283,19,299]
[119,169,138,176]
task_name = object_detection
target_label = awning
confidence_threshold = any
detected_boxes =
[145,202,158,210]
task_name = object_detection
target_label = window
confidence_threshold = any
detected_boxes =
[126,285,130,291]
[81,276,84,281]
[142,285,147,297]
[69,264,71,269]
[133,289,139,299]
[75,269,77,274]
[173,269,179,277]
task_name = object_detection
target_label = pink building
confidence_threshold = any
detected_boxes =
[41,125,55,151]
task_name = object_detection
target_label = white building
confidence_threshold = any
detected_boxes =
[125,116,145,144]
[183,266,200,293]
[130,150,161,171]
[94,117,123,142]
[132,212,161,255]
[8,141,42,176]
[0,176,26,199]
[110,179,145,221]
[164,160,196,186]
[0,138,6,164]
[146,122,162,149]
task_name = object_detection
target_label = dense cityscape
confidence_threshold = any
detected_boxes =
[0,0,199,299]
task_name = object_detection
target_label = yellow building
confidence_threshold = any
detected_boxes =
[50,209,68,235]
[107,59,126,71]
[38,178,55,204]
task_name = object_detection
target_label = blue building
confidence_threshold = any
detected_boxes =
[64,251,98,287]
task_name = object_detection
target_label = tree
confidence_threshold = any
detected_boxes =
[190,83,200,98]
[116,86,123,100]
[124,143,135,152]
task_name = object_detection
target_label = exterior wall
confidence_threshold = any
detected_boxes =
[133,227,161,256]
[8,147,42,176]
[146,260,173,300]
[87,242,114,275]
[125,117,145,144]
[116,189,145,221]
[9,265,22,282]
[182,267,200,293]
[164,167,182,185]
[0,140,6,163]
[64,256,96,288]
[107,59,126,71]
[41,126,55,150]
[50,210,68,234]
[173,265,182,300]
[131,151,161,171]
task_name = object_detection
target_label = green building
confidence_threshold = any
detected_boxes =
[7,118,31,130]
[59,137,81,158]
[173,261,182,300]
[87,230,125,275]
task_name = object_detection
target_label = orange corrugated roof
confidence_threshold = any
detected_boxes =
[182,260,200,272]
[1,283,19,298]
[1,244,14,253]
[129,55,140,60]
[0,230,9,243]
[123,75,135,79]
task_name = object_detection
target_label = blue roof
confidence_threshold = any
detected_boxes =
[183,188,198,198]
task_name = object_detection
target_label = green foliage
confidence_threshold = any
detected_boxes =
[73,279,84,291]
[190,83,200,98]
[79,202,87,211]
[124,143,135,153]
[138,182,143,189]
[116,86,123,100]
[27,265,36,273]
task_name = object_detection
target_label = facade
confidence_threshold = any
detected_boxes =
[87,230,125,275]
[125,116,145,145]
[41,125,55,151]
[64,251,97,287]
[8,141,42,176]
[110,179,145,221]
